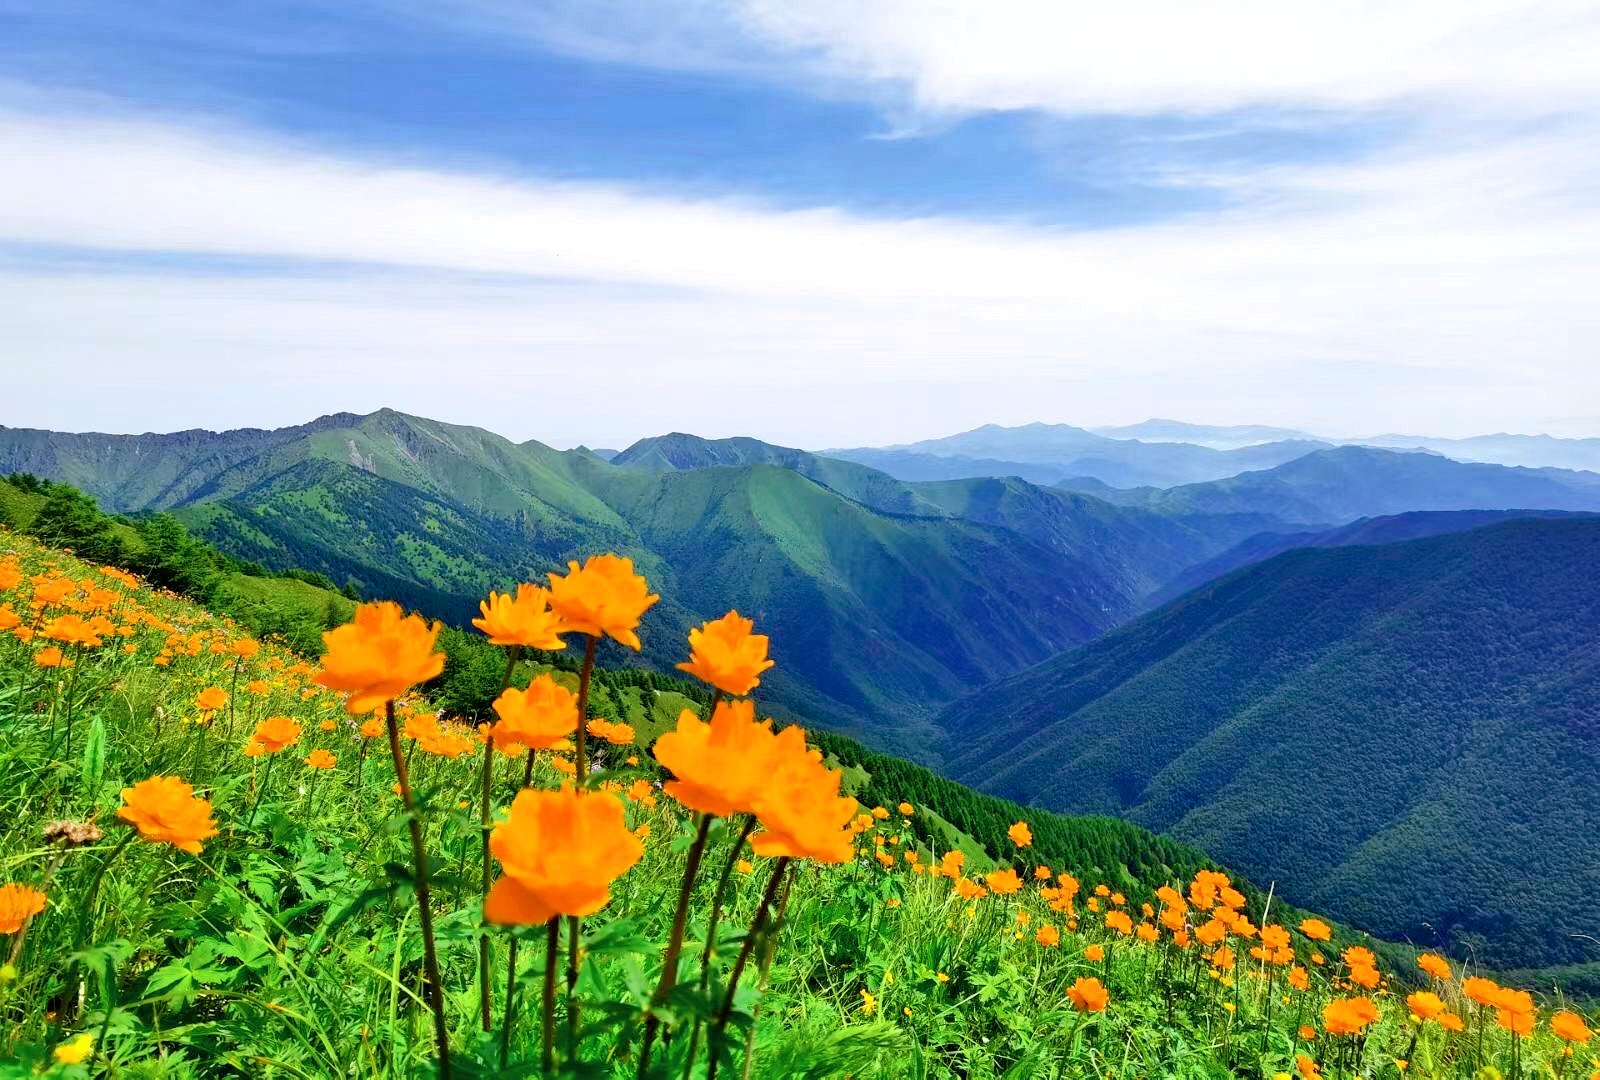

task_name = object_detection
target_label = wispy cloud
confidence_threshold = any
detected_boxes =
[1,88,1596,444]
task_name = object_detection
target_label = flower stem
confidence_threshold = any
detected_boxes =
[680,816,757,1074]
[561,635,598,1056]
[706,857,791,1080]
[542,918,560,1074]
[573,635,597,782]
[638,813,713,1076]
[384,699,452,1079]
[246,751,277,828]
[480,645,521,1032]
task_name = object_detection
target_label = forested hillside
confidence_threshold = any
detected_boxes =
[940,518,1600,970]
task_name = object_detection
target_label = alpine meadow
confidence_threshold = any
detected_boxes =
[6,2,1600,1077]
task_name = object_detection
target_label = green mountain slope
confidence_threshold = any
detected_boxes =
[938,518,1600,969]
[2,414,1221,748]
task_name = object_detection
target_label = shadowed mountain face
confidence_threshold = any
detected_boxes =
[0,413,1236,752]
[938,518,1600,969]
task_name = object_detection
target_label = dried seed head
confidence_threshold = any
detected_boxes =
[43,819,104,847]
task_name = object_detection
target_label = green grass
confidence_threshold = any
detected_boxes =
[3,530,1592,1079]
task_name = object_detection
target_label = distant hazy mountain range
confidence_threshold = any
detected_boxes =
[829,420,1600,486]
[938,517,1600,970]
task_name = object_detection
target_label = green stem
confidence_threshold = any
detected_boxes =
[706,857,791,1080]
[638,813,713,1076]
[480,645,521,1032]
[542,919,559,1074]
[384,700,453,1079]
[246,752,277,828]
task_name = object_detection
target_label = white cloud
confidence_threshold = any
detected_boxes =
[419,1,1600,118]
[0,97,1597,444]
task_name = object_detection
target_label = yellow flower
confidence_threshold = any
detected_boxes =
[675,611,775,696]
[546,555,659,650]
[53,1033,94,1065]
[1008,820,1033,847]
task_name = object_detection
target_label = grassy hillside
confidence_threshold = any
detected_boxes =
[940,518,1600,970]
[2,528,1586,1078]
[0,414,1250,746]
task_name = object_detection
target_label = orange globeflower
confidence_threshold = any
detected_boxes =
[0,563,20,591]
[748,727,858,863]
[1550,1010,1592,1044]
[1407,991,1446,1022]
[313,601,445,714]
[1436,1012,1465,1032]
[899,802,914,816]
[472,584,568,650]
[249,716,302,754]
[483,786,643,925]
[1296,1055,1321,1080]
[34,646,70,668]
[117,776,219,855]
[675,611,775,696]
[1067,976,1109,1013]
[1299,918,1332,942]
[653,699,776,817]
[305,749,337,769]
[0,882,48,934]
[586,718,636,746]
[546,554,659,650]
[1494,988,1535,1036]
[1035,925,1061,947]
[986,868,1023,896]
[1084,944,1105,962]
[1323,996,1380,1036]
[230,639,260,660]
[1462,976,1502,1008]
[1008,820,1033,847]
[1105,910,1134,936]
[489,674,579,754]
[1288,966,1311,991]
[1417,953,1451,981]
[194,687,228,712]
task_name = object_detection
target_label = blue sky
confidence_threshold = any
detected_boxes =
[2,1,1598,447]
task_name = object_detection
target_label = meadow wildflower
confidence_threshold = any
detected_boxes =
[483,786,644,924]
[545,555,659,650]
[488,674,579,753]
[675,610,775,696]
[1068,976,1109,1012]
[0,883,47,934]
[313,601,445,714]
[117,776,219,854]
[472,583,568,649]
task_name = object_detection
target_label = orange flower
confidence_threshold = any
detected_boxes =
[483,787,643,925]
[748,727,858,863]
[0,563,19,592]
[1288,966,1310,991]
[1436,1012,1465,1032]
[249,716,302,754]
[305,749,337,769]
[1494,987,1535,1036]
[314,602,445,714]
[675,611,775,696]
[0,882,48,934]
[1463,976,1502,1008]
[1105,910,1134,936]
[359,717,384,739]
[653,699,776,817]
[1067,976,1109,1012]
[0,606,19,632]
[117,776,219,855]
[489,674,579,754]
[1299,918,1331,942]
[1008,821,1033,848]
[194,687,228,712]
[1407,991,1446,1022]
[1296,1055,1321,1080]
[586,718,636,746]
[546,555,659,650]
[229,639,260,659]
[986,868,1023,895]
[472,584,568,650]
[1550,1010,1593,1044]
[899,802,914,816]
[1084,944,1105,962]
[1323,996,1380,1036]
[1349,963,1380,990]
[41,614,103,647]
[34,646,70,668]
[1416,953,1451,981]
[1035,925,1061,947]
[1261,924,1291,951]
